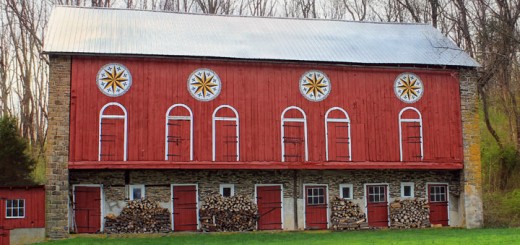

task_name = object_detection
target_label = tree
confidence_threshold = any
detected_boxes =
[0,116,36,186]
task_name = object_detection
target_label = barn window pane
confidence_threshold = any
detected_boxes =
[129,185,145,200]
[6,199,25,218]
[220,184,235,197]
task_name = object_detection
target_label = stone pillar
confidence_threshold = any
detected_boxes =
[45,55,71,238]
[459,70,483,228]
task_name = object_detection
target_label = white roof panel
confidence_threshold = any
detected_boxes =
[44,6,479,67]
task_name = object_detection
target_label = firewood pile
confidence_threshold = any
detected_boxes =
[199,194,258,232]
[389,198,431,229]
[330,196,369,230]
[104,199,171,233]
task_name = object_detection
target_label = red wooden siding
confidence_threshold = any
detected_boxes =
[256,185,283,230]
[0,186,45,231]
[172,185,198,231]
[0,229,8,245]
[69,57,463,167]
[74,186,101,233]
[366,185,389,227]
[305,186,328,229]
[428,184,449,226]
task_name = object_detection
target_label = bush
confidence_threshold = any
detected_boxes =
[0,116,36,186]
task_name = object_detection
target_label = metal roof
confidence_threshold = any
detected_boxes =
[44,6,479,67]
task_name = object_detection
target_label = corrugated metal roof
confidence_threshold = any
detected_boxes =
[44,6,479,67]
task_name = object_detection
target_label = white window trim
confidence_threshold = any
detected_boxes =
[212,105,240,161]
[128,184,146,200]
[5,199,25,219]
[339,184,354,199]
[165,104,194,161]
[400,182,415,198]
[398,107,423,161]
[98,102,128,161]
[325,107,352,161]
[281,106,308,162]
[219,184,235,197]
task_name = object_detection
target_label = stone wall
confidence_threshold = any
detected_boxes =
[45,55,71,238]
[459,70,484,228]
[70,169,461,230]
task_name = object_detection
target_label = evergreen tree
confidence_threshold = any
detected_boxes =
[0,116,35,186]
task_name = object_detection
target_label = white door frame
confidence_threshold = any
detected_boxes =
[170,184,199,231]
[254,184,284,230]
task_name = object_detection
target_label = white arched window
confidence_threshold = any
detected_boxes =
[399,107,423,161]
[99,102,128,161]
[212,105,239,161]
[281,106,308,162]
[165,104,193,161]
[325,107,351,161]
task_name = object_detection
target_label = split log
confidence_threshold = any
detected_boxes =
[389,198,431,229]
[199,194,258,232]
[104,199,171,233]
[330,196,368,230]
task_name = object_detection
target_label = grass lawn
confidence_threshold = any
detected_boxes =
[41,228,520,245]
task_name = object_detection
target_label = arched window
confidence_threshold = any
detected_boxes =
[165,104,193,161]
[325,107,351,161]
[281,106,308,162]
[99,102,127,161]
[212,105,239,161]
[399,107,423,161]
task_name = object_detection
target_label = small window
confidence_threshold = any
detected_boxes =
[129,185,145,200]
[339,184,353,199]
[6,199,25,218]
[307,187,325,205]
[220,184,235,197]
[401,182,414,198]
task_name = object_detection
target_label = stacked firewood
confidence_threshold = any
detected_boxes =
[199,194,258,232]
[330,196,368,230]
[389,198,431,229]
[104,199,171,233]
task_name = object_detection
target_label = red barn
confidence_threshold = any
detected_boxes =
[0,186,45,245]
[43,6,483,236]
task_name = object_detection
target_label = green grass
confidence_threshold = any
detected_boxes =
[41,228,520,245]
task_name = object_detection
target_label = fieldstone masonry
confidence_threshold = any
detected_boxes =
[459,70,484,228]
[45,56,71,238]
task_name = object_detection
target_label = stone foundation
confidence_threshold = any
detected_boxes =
[69,169,463,231]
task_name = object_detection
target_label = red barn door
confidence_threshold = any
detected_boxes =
[74,186,101,233]
[428,184,449,226]
[305,185,328,230]
[256,185,283,230]
[0,230,9,245]
[366,185,388,227]
[172,185,198,231]
[0,198,8,245]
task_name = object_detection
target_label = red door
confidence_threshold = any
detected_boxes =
[256,185,282,230]
[0,199,8,245]
[366,185,388,227]
[0,229,9,245]
[428,184,449,226]
[305,186,328,230]
[172,185,198,231]
[74,186,101,233]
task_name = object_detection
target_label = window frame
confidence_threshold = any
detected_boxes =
[212,105,240,161]
[219,184,235,197]
[325,107,352,161]
[339,184,354,200]
[5,199,25,219]
[98,102,128,161]
[165,104,194,161]
[281,106,308,162]
[400,182,415,198]
[128,184,146,201]
[398,107,423,161]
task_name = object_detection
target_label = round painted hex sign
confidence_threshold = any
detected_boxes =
[96,63,132,97]
[394,73,424,103]
[299,70,331,102]
[187,68,222,101]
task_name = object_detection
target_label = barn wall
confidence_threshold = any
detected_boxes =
[69,57,463,164]
[45,55,71,238]
[69,169,462,230]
